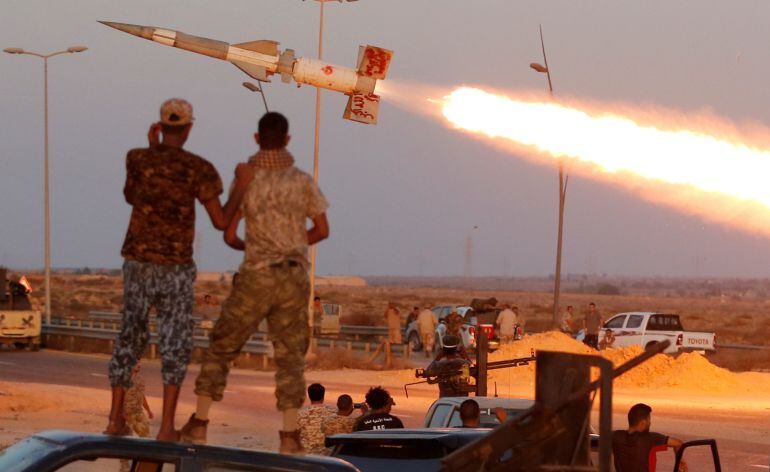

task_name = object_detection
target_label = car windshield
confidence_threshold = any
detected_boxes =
[336,441,447,459]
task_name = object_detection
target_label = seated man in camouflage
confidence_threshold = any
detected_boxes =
[297,383,336,454]
[321,394,368,454]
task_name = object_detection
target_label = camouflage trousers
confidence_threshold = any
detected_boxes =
[109,260,196,387]
[195,264,310,411]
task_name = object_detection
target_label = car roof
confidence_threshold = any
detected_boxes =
[326,428,488,448]
[430,396,535,410]
[5,430,358,471]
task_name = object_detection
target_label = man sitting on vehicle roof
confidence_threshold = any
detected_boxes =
[354,387,403,431]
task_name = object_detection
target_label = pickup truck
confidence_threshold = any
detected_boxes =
[0,272,41,351]
[406,305,499,354]
[599,312,715,354]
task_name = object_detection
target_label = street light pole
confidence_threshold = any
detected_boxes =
[4,46,87,325]
[529,25,568,330]
[303,0,357,348]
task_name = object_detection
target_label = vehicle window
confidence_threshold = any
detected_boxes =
[57,458,175,471]
[626,315,644,329]
[429,404,453,427]
[448,411,463,427]
[604,316,626,329]
[647,315,683,331]
[337,441,447,459]
[478,408,525,427]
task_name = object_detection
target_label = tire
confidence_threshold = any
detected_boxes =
[30,343,40,352]
[14,342,27,350]
[408,332,423,352]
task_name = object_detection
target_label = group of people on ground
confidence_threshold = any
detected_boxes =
[105,100,329,453]
[296,383,403,455]
[559,302,604,349]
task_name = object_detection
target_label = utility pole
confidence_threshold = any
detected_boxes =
[530,25,568,329]
[4,45,88,325]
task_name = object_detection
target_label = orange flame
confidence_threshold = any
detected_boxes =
[387,84,770,237]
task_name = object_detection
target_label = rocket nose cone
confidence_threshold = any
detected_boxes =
[99,21,151,39]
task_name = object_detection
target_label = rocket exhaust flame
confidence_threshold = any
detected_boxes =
[382,83,770,237]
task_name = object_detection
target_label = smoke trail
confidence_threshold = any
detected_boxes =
[380,81,770,237]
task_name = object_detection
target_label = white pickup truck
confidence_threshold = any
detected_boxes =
[599,312,715,354]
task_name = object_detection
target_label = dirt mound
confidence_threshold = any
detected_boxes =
[488,332,768,394]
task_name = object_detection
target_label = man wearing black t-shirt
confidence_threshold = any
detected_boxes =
[354,386,404,431]
[612,403,686,472]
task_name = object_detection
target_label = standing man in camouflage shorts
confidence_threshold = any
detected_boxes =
[179,112,330,454]
[106,99,244,441]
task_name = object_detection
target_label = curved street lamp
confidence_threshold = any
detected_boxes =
[4,45,88,325]
[529,26,568,330]
[242,81,269,113]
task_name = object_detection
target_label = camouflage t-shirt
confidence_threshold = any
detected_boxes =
[121,145,223,265]
[321,414,357,437]
[241,149,328,272]
[297,404,336,455]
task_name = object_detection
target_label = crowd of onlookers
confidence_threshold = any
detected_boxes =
[296,383,404,455]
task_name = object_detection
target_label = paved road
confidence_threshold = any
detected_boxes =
[1,349,769,471]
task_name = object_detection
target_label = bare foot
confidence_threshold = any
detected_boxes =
[104,419,130,436]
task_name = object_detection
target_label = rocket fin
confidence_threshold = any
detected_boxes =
[343,93,380,125]
[357,45,393,80]
[232,40,279,56]
[232,61,271,82]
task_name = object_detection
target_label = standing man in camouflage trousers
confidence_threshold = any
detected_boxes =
[180,112,330,454]
[106,99,244,441]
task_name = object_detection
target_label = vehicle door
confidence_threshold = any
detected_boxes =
[425,402,455,427]
[600,315,627,348]
[621,314,646,348]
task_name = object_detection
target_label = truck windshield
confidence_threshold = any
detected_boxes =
[647,314,683,331]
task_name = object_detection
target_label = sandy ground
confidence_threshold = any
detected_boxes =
[1,347,770,470]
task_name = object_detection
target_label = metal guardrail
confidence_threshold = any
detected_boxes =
[76,312,770,354]
[43,318,273,355]
[87,311,392,339]
[43,316,405,356]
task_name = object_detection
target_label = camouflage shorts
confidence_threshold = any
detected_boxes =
[195,264,310,411]
[108,260,196,387]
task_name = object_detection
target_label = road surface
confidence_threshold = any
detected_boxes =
[0,348,768,470]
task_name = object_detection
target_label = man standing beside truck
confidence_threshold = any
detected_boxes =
[417,304,438,357]
[583,302,602,349]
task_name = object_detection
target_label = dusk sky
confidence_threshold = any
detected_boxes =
[3,0,770,277]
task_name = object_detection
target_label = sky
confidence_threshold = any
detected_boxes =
[2,0,770,277]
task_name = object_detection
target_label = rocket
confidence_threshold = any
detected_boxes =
[100,21,393,125]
